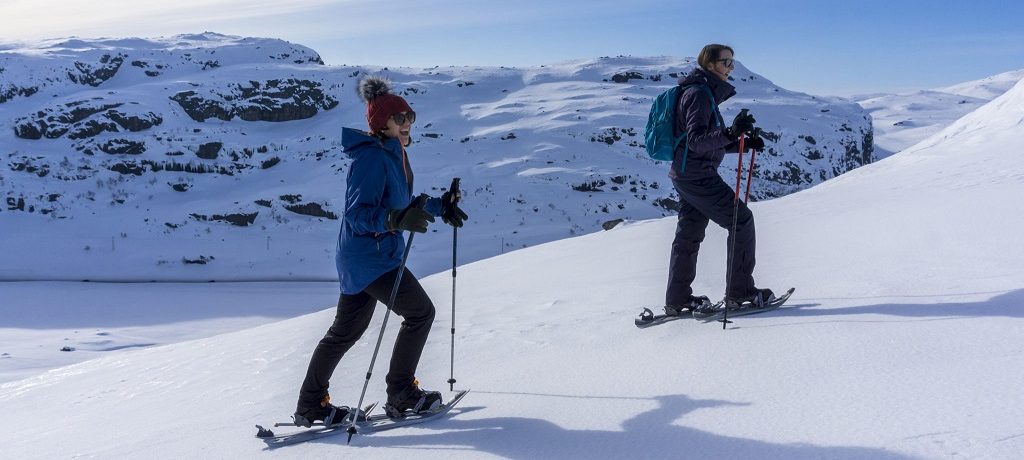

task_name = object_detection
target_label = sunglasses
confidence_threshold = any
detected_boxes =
[392,111,416,125]
[716,58,735,68]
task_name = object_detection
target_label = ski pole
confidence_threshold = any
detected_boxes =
[722,134,745,329]
[347,194,428,444]
[447,177,461,392]
[744,128,761,202]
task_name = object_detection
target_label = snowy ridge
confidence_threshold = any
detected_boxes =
[0,64,1022,459]
[856,68,1023,156]
[1,34,872,282]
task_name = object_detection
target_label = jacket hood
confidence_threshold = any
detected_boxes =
[678,68,737,104]
[341,127,402,159]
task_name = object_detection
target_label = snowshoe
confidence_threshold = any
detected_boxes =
[293,394,367,428]
[384,379,443,419]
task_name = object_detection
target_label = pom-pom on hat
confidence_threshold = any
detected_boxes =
[358,76,413,133]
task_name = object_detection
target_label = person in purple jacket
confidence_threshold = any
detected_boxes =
[664,43,775,316]
[293,76,468,427]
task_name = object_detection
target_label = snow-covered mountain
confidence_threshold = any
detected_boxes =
[0,33,873,281]
[857,68,1024,156]
[1,67,1022,460]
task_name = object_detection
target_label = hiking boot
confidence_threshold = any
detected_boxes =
[384,379,443,419]
[665,295,711,316]
[293,394,366,428]
[725,288,775,310]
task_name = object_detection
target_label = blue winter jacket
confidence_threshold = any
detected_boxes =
[336,128,442,294]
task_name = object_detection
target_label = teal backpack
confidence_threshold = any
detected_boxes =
[644,84,720,172]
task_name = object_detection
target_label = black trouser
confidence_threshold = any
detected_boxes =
[666,175,756,305]
[297,266,435,410]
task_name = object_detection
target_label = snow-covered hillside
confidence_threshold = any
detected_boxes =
[0,33,873,282]
[1,61,1022,460]
[857,68,1024,156]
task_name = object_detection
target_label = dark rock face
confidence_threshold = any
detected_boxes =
[67,53,127,87]
[170,79,338,122]
[283,202,338,219]
[602,218,624,230]
[190,212,258,226]
[13,100,162,140]
[0,85,39,104]
[610,72,644,83]
[196,142,222,159]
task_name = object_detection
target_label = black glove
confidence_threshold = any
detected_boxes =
[440,190,469,228]
[726,109,756,140]
[386,196,434,233]
[741,135,765,152]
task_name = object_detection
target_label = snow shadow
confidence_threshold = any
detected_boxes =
[0,281,336,329]
[767,288,1024,322]
[344,393,916,459]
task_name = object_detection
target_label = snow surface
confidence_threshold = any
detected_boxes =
[0,34,873,284]
[857,69,1024,157]
[0,65,1023,459]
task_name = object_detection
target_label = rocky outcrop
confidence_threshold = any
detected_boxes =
[67,53,126,87]
[13,100,162,140]
[170,79,338,122]
[0,84,39,104]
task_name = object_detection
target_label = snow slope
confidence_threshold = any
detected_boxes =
[858,68,1024,156]
[0,68,1022,459]
[0,33,873,283]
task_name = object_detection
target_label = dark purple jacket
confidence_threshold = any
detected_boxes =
[669,68,737,180]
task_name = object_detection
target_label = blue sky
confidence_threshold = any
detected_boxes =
[4,0,1023,96]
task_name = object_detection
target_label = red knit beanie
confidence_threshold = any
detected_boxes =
[358,76,412,133]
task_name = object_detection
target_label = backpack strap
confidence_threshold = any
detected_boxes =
[674,84,723,175]
[680,84,722,128]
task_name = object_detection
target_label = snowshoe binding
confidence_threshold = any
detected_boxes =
[292,394,368,428]
[384,379,443,419]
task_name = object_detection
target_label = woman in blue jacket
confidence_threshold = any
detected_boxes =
[294,77,468,426]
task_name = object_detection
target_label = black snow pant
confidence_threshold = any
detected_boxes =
[666,175,756,306]
[297,266,435,411]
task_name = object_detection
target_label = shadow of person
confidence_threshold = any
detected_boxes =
[341,393,915,459]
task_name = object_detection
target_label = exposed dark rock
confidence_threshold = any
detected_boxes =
[572,180,606,192]
[190,212,258,226]
[0,85,39,104]
[14,101,162,140]
[652,197,681,212]
[107,110,163,132]
[591,128,623,145]
[196,142,222,159]
[100,139,145,155]
[260,157,280,169]
[170,183,190,192]
[279,194,302,204]
[602,218,624,230]
[170,78,338,122]
[67,54,126,87]
[254,199,272,207]
[183,255,214,264]
[7,197,26,211]
[109,162,145,175]
[67,119,119,139]
[610,72,644,83]
[284,202,338,219]
[13,122,43,139]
